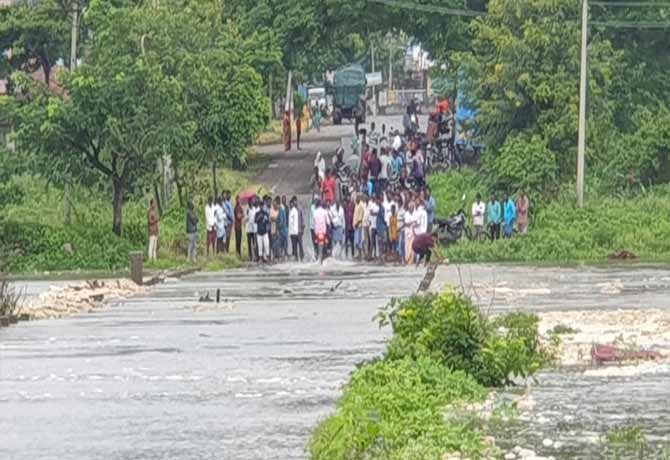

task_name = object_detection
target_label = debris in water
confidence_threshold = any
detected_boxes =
[199,292,213,302]
[608,249,638,260]
[591,343,662,366]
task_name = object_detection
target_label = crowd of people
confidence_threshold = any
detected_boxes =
[471,191,530,241]
[146,108,531,265]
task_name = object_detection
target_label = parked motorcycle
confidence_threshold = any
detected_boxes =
[435,208,472,246]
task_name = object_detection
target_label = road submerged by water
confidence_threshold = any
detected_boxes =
[0,264,424,460]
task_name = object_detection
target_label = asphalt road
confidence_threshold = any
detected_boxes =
[253,114,426,195]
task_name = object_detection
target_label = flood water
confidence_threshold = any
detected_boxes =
[3,263,670,459]
[434,264,670,459]
[0,265,423,460]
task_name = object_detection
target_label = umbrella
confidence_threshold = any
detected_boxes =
[239,190,257,205]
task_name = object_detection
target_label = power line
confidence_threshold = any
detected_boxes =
[591,20,670,27]
[591,1,670,7]
[367,0,485,17]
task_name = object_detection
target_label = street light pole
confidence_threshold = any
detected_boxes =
[577,0,588,208]
[64,0,78,225]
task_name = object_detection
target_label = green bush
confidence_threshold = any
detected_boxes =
[489,132,558,199]
[377,291,545,386]
[309,357,487,460]
[429,170,670,263]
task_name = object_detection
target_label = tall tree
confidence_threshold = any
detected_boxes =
[0,0,71,87]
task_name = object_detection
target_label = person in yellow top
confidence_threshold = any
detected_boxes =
[389,204,399,262]
[302,103,312,132]
[353,195,366,261]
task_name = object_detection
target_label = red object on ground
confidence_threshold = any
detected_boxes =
[591,343,662,366]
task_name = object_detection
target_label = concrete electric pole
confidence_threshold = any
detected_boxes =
[577,0,588,208]
[64,0,78,225]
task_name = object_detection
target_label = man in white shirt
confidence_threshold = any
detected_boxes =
[367,197,380,258]
[415,201,428,235]
[288,198,304,261]
[245,201,258,261]
[471,193,486,241]
[378,150,392,192]
[205,196,217,257]
[329,201,345,259]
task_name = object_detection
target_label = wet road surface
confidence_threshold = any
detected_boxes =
[0,265,423,460]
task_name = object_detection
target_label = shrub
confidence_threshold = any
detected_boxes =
[490,133,558,199]
[377,291,545,386]
[0,275,22,316]
[309,357,486,460]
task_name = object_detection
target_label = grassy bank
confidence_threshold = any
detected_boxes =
[309,291,546,460]
[429,170,670,263]
[0,162,266,274]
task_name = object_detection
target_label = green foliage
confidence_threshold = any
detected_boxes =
[549,324,578,335]
[0,0,70,84]
[309,357,487,460]
[0,275,22,316]
[490,133,558,198]
[602,424,648,450]
[0,167,257,273]
[377,291,546,387]
[9,0,270,236]
[430,170,670,263]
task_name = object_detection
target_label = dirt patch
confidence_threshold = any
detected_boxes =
[18,279,146,320]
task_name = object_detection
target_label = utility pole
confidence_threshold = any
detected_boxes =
[388,44,393,93]
[577,0,588,208]
[64,0,78,225]
[371,42,377,116]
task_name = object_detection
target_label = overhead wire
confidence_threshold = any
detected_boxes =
[366,0,485,17]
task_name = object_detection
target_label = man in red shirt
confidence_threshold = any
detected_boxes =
[412,231,441,266]
[321,169,337,204]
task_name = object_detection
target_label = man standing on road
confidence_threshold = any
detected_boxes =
[283,111,291,152]
[289,197,304,262]
[255,199,270,263]
[308,195,319,257]
[488,193,502,241]
[234,195,244,257]
[378,149,392,193]
[369,149,381,197]
[313,200,331,263]
[375,195,388,264]
[471,193,486,241]
[187,200,199,263]
[344,195,355,259]
[223,191,234,253]
[321,169,337,205]
[245,199,258,261]
[147,199,159,261]
[205,196,217,257]
[353,194,365,260]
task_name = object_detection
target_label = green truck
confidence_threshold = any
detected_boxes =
[328,64,366,125]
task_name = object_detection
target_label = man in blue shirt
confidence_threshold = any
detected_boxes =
[503,194,517,239]
[424,186,436,233]
[223,190,234,252]
[375,194,388,265]
[487,193,502,241]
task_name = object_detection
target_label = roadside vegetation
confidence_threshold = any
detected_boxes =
[310,290,547,460]
[0,157,265,273]
[430,170,670,263]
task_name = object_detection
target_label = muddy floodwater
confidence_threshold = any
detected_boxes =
[0,265,422,460]
[435,264,670,459]
[2,263,670,460]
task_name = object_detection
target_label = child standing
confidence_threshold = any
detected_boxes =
[389,205,399,263]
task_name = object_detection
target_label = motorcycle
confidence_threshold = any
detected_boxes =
[435,208,471,246]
